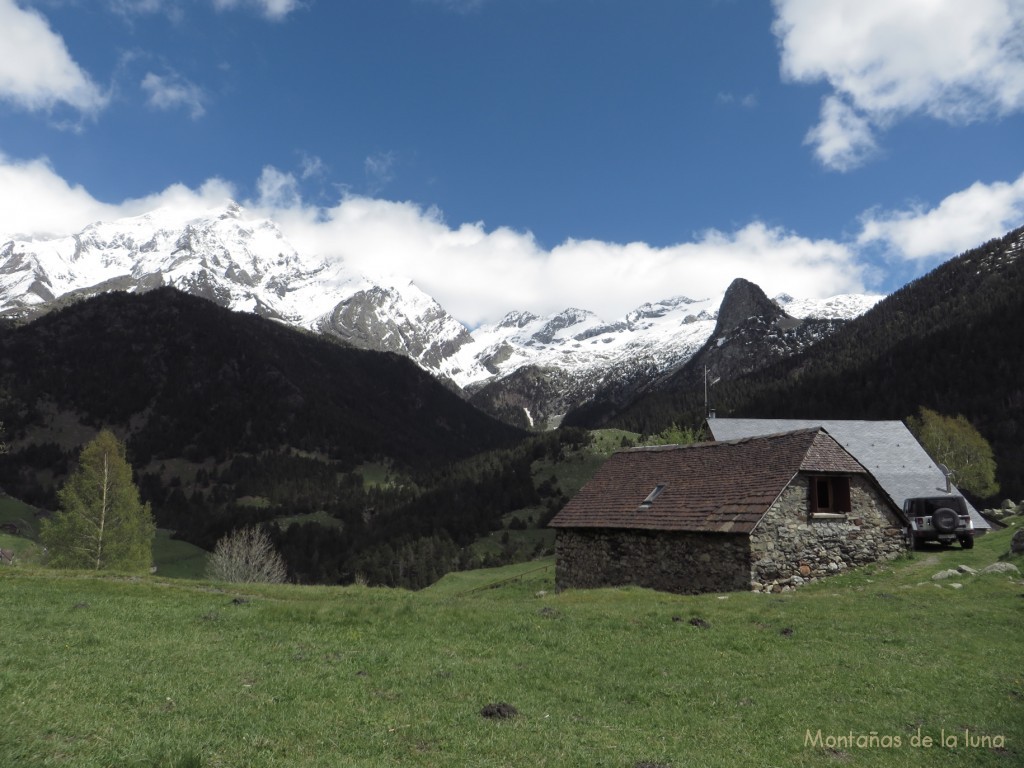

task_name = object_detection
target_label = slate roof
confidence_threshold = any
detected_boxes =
[548,428,867,534]
[706,418,989,531]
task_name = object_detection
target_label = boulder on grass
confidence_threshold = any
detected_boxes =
[1011,528,1024,556]
[981,562,1020,575]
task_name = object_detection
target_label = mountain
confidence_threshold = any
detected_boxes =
[660,278,849,391]
[582,225,1024,498]
[555,277,854,428]
[0,287,545,587]
[0,203,476,377]
[0,288,523,493]
[0,202,881,426]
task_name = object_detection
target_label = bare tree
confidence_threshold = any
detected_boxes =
[206,526,287,583]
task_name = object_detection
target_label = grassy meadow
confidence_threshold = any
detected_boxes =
[1,524,1022,767]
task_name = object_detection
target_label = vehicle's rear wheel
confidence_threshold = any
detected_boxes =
[959,536,974,550]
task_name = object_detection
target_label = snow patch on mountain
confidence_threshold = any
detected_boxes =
[773,292,884,320]
[439,295,722,390]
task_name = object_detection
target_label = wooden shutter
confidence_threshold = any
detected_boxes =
[834,477,851,513]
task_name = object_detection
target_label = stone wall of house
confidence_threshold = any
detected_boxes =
[555,528,751,595]
[749,475,906,592]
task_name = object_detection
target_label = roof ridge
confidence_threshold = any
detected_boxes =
[621,427,824,454]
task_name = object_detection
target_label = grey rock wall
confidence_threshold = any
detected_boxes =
[749,476,906,591]
[555,528,751,594]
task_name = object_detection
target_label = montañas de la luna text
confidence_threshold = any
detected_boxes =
[805,728,1006,750]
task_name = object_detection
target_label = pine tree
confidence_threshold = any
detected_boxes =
[41,430,155,571]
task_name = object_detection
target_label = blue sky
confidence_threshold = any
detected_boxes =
[0,0,1022,325]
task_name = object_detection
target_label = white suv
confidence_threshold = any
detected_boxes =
[904,496,974,550]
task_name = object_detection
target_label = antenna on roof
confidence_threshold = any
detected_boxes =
[704,366,720,419]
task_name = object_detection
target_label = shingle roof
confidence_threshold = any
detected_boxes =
[549,428,866,534]
[705,418,989,530]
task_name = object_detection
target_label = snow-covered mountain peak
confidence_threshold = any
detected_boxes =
[497,310,540,329]
[0,200,888,430]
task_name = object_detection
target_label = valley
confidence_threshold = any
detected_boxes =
[0,219,1020,591]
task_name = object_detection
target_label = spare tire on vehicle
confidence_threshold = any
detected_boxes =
[931,507,958,533]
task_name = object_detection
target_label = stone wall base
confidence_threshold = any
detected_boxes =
[555,528,751,595]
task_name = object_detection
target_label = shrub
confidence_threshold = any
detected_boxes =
[206,526,287,583]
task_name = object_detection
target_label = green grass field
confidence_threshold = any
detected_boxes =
[152,530,210,580]
[1,525,1021,767]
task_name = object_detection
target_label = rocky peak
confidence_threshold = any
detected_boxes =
[497,310,540,329]
[531,308,595,344]
[714,277,791,335]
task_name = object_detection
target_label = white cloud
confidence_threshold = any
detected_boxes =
[10,156,1020,329]
[250,170,865,326]
[0,151,234,239]
[212,0,300,21]
[0,0,108,114]
[858,172,1024,260]
[773,0,1024,170]
[804,95,878,172]
[141,71,206,119]
[255,165,301,209]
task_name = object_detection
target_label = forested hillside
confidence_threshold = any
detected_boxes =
[0,288,539,586]
[0,288,522,468]
[572,226,1024,499]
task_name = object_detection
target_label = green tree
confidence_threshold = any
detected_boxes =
[907,407,1000,499]
[645,422,706,447]
[40,430,155,571]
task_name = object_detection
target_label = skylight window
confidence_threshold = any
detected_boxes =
[639,484,666,509]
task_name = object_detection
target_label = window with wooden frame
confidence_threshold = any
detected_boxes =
[809,476,851,518]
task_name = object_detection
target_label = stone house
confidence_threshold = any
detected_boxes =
[549,428,908,594]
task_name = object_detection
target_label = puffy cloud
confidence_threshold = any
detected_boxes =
[141,71,206,119]
[804,95,878,172]
[773,0,1024,170]
[0,154,112,237]
[11,155,1019,329]
[254,165,301,209]
[0,0,108,114]
[858,172,1024,260]
[0,152,234,238]
[250,170,865,326]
